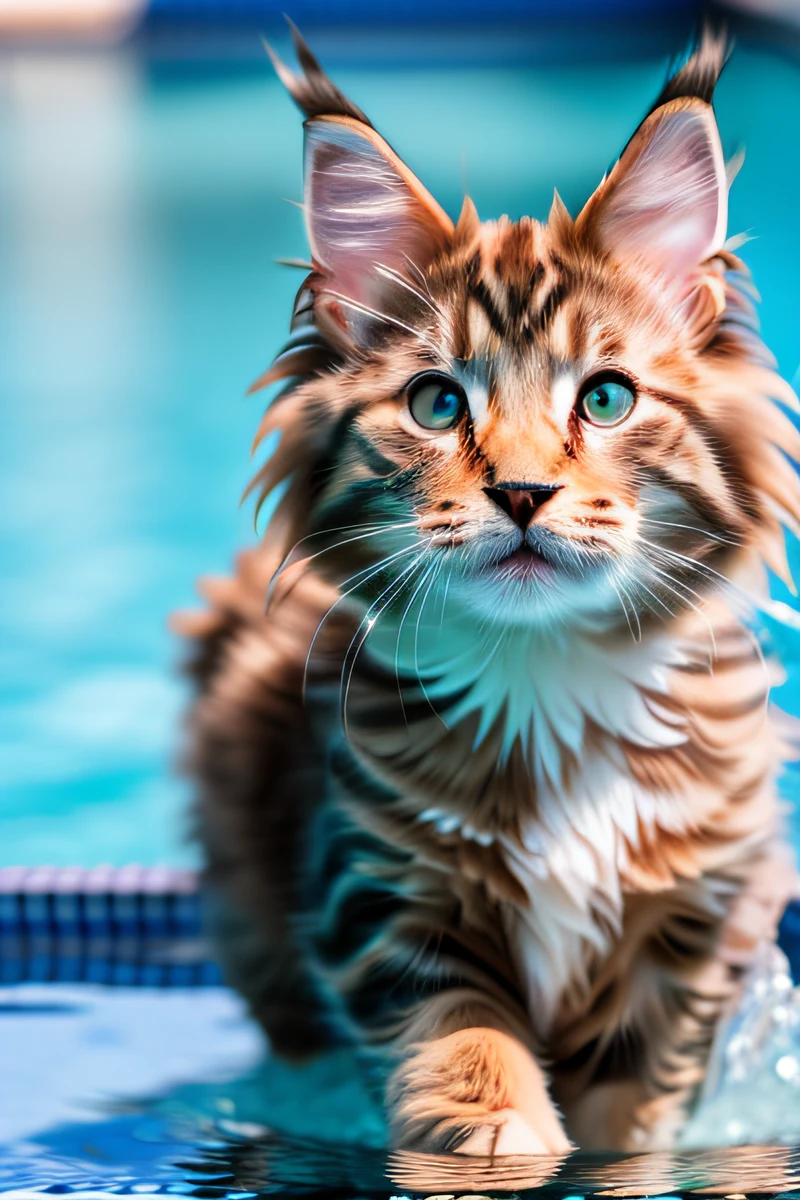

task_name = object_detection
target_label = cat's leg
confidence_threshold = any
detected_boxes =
[553,845,794,1152]
[387,994,572,1156]
[556,916,738,1151]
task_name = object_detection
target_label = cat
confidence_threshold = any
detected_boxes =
[175,27,800,1156]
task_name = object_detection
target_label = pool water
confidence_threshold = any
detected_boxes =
[5,959,800,1197]
[2,869,800,1194]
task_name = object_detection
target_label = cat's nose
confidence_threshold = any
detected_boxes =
[483,482,562,531]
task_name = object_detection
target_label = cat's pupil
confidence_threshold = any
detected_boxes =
[434,391,458,415]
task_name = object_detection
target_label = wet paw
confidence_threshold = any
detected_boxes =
[454,1108,572,1158]
[389,1025,572,1159]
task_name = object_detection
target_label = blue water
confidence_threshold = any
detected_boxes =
[3,31,800,868]
[6,981,800,1196]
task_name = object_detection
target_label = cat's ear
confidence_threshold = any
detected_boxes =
[576,34,729,278]
[267,25,452,342]
[303,114,453,321]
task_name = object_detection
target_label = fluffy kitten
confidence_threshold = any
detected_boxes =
[177,29,800,1156]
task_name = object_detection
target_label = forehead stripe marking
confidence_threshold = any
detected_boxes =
[469,277,507,339]
[532,280,569,332]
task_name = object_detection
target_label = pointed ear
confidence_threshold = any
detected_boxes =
[303,114,453,329]
[576,97,727,277]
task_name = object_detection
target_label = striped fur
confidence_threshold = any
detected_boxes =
[176,28,800,1155]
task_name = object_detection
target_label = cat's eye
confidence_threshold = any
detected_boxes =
[578,376,636,427]
[407,374,467,431]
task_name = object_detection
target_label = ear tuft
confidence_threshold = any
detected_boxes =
[648,25,730,113]
[264,20,373,126]
[548,189,571,234]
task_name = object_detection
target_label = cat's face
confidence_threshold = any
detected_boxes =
[313,215,751,629]
[258,46,799,633]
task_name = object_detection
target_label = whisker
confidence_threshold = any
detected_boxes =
[374,262,442,318]
[619,577,643,642]
[402,254,438,300]
[412,556,449,724]
[340,548,431,736]
[637,536,756,616]
[302,542,429,700]
[640,556,718,662]
[629,574,678,623]
[324,289,438,351]
[638,539,774,699]
[270,519,420,602]
[639,517,741,548]
[607,571,641,644]
[393,555,444,725]
[437,564,453,631]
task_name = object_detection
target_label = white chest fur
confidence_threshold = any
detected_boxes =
[368,601,690,773]
[497,754,690,1034]
[367,601,698,1033]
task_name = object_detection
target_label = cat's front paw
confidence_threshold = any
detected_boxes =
[389,1025,572,1158]
[454,1107,572,1157]
[394,1104,571,1157]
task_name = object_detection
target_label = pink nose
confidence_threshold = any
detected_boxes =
[483,483,562,531]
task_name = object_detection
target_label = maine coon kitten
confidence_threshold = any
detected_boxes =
[177,29,800,1156]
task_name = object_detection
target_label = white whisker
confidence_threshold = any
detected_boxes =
[412,556,449,723]
[324,289,438,351]
[267,520,419,608]
[607,571,641,644]
[374,261,442,318]
[639,517,740,547]
[393,555,444,723]
[302,542,428,700]
[340,547,432,736]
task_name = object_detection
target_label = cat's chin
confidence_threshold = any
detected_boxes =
[447,553,624,631]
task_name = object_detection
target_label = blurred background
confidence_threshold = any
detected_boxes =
[3,0,800,870]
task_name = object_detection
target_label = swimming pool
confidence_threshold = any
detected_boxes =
[4,922,800,1195]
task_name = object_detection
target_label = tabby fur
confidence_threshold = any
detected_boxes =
[176,28,800,1155]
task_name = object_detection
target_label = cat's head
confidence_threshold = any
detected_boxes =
[253,27,800,633]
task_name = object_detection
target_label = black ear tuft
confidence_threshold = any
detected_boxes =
[264,19,373,128]
[649,25,730,113]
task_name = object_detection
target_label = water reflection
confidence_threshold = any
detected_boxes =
[394,1143,800,1196]
[187,1131,800,1196]
[8,1116,800,1197]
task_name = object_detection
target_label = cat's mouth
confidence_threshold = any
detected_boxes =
[476,529,595,587]
[492,544,554,581]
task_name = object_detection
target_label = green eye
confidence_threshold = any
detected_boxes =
[408,374,467,431]
[579,377,636,427]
